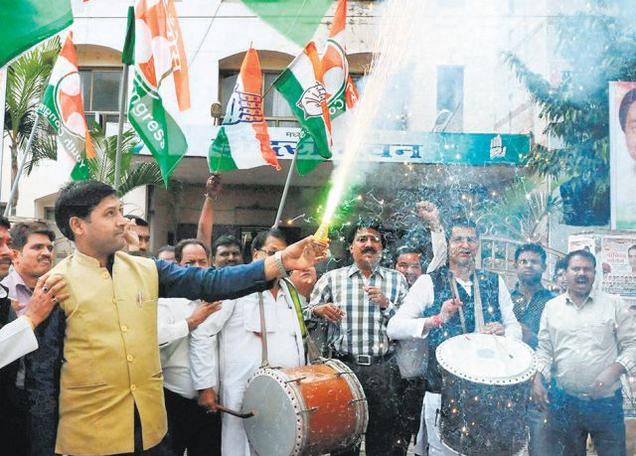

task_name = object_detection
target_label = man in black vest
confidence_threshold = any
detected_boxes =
[387,219,521,455]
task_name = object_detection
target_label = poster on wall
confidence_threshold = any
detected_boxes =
[599,236,636,299]
[609,81,636,230]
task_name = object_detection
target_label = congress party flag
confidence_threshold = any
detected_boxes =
[240,0,332,47]
[296,0,359,175]
[209,48,280,172]
[0,0,73,68]
[128,0,190,186]
[273,42,332,165]
[37,32,95,180]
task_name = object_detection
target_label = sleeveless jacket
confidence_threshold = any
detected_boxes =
[423,267,502,392]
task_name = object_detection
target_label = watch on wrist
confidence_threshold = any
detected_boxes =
[273,251,289,278]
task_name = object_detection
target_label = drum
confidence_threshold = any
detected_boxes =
[241,358,368,456]
[436,334,536,456]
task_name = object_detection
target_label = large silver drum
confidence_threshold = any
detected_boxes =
[436,334,536,456]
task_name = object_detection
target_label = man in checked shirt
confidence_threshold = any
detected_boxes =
[307,219,410,456]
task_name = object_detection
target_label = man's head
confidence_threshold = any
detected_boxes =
[347,220,383,272]
[55,181,128,258]
[175,239,210,268]
[447,218,479,269]
[564,249,596,298]
[514,243,547,286]
[125,215,150,252]
[0,216,12,279]
[553,258,568,293]
[156,245,176,262]
[395,245,422,286]
[212,235,243,268]
[628,245,636,273]
[10,222,56,284]
[619,88,636,161]
[289,267,317,300]
[251,228,288,262]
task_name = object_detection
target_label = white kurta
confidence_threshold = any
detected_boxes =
[191,281,305,456]
[0,316,37,369]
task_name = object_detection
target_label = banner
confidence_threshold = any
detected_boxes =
[609,81,636,230]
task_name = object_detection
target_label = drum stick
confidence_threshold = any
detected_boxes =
[447,272,467,334]
[215,404,255,419]
[258,292,270,368]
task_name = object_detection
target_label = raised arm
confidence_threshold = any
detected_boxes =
[197,174,222,250]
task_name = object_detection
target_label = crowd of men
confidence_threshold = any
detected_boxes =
[0,174,635,456]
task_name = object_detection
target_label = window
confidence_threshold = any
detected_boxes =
[220,72,297,127]
[79,68,123,127]
[436,65,464,132]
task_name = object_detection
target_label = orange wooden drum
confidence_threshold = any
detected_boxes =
[241,359,368,456]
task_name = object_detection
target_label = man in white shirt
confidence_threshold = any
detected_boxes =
[157,239,221,456]
[533,249,636,456]
[192,228,306,456]
[386,219,521,455]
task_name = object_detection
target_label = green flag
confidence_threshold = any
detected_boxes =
[0,0,73,68]
[240,0,332,47]
[128,0,191,186]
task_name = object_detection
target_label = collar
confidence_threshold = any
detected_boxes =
[1,269,32,297]
[348,263,384,279]
[565,289,595,307]
[73,249,117,271]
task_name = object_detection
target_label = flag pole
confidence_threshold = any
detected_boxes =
[115,5,135,193]
[272,150,299,228]
[0,69,7,201]
[114,64,129,192]
[4,114,40,216]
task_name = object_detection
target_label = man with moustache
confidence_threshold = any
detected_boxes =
[533,249,636,456]
[0,222,56,453]
[26,180,328,456]
[192,228,308,455]
[309,220,410,456]
[386,219,521,455]
[211,235,243,268]
[157,239,222,456]
[510,244,554,455]
[0,218,63,371]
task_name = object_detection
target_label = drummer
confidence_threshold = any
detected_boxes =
[386,218,521,455]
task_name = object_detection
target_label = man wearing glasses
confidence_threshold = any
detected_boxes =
[308,220,410,455]
[386,218,521,455]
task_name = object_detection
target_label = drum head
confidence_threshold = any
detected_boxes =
[436,334,535,385]
[242,371,303,456]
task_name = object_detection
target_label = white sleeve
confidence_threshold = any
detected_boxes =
[386,275,435,340]
[498,277,522,340]
[189,300,235,391]
[157,299,189,347]
[426,229,447,273]
[0,316,38,369]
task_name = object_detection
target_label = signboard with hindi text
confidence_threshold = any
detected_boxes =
[133,125,530,166]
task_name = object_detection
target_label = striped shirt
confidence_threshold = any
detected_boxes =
[307,264,409,356]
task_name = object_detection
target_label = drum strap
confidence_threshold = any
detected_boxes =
[447,272,467,334]
[258,292,270,368]
[282,278,322,363]
[473,273,485,332]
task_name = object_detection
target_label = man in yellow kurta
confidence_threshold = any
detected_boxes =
[25,180,327,456]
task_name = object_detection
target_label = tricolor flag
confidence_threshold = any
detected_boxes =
[0,0,73,68]
[37,32,95,180]
[273,42,332,164]
[208,48,280,172]
[296,0,359,175]
[127,0,190,186]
